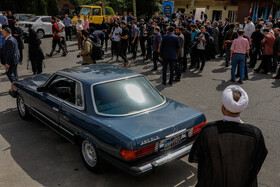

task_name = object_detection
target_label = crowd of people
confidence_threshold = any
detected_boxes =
[1,10,280,85]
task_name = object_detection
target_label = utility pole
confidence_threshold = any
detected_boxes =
[133,0,136,18]
[102,0,106,15]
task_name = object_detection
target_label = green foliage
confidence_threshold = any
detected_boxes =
[35,0,47,15]
[105,6,115,15]
[46,0,59,16]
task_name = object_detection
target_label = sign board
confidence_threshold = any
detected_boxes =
[194,8,206,21]
[163,1,174,19]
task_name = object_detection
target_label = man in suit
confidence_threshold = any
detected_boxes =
[160,26,180,86]
[2,27,19,83]
[122,12,131,23]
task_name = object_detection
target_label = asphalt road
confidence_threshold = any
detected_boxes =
[0,36,279,187]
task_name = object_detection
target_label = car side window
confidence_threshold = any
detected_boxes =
[46,75,76,105]
[41,17,51,22]
[76,82,84,108]
[92,8,101,16]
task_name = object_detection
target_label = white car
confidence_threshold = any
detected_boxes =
[14,14,33,22]
[19,16,52,39]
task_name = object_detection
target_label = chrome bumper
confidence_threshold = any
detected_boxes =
[132,144,193,174]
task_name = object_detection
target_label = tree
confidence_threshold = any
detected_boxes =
[46,0,59,16]
[35,0,47,15]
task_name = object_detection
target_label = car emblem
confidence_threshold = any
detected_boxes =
[172,126,178,133]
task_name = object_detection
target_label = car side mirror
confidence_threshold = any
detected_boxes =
[37,86,46,92]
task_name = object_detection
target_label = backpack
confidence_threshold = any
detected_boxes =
[86,39,104,60]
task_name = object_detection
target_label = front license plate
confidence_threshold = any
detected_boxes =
[159,133,187,151]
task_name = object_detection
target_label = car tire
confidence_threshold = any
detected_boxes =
[80,139,103,173]
[37,29,44,39]
[17,95,32,120]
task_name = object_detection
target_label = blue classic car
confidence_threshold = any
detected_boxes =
[10,64,207,175]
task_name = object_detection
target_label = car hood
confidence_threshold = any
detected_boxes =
[15,74,52,90]
[104,98,206,149]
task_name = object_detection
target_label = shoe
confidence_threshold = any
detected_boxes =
[238,80,243,84]
[272,76,280,79]
[168,82,173,86]
[195,66,200,70]
[199,68,203,72]
[62,52,67,56]
[151,68,158,71]
[162,82,166,85]
[230,79,235,82]
[55,50,61,53]
[189,66,195,69]
[243,76,249,81]
[125,61,131,67]
[46,53,53,57]
[70,39,72,41]
[173,78,180,82]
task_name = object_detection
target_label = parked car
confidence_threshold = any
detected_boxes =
[14,14,33,22]
[18,16,52,39]
[9,64,207,175]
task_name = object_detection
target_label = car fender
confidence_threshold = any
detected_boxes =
[76,132,97,147]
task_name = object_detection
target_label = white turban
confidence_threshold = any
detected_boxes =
[222,85,249,113]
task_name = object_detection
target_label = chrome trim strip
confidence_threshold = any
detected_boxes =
[90,75,167,117]
[165,129,187,139]
[138,144,193,172]
[26,104,75,137]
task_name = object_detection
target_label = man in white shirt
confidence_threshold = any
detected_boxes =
[110,21,122,60]
[56,16,67,54]
[244,17,255,37]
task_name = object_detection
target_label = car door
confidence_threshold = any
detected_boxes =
[90,8,103,24]
[41,17,52,35]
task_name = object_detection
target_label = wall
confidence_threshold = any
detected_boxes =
[175,4,238,21]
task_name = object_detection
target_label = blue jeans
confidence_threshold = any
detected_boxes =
[231,54,246,81]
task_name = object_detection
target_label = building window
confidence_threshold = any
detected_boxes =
[228,11,237,23]
[213,10,222,21]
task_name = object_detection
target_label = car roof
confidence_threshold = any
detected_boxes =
[57,64,140,85]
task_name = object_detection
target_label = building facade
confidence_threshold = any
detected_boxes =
[173,0,238,22]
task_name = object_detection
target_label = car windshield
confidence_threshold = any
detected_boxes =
[19,15,33,21]
[29,16,39,22]
[93,76,165,116]
[80,7,91,16]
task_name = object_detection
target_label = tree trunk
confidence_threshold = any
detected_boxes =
[133,0,136,19]
[102,0,106,15]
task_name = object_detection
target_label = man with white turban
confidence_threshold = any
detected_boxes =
[189,85,268,187]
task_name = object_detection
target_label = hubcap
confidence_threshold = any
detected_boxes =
[82,140,97,167]
[18,97,26,116]
[37,31,44,39]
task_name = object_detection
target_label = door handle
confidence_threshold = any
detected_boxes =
[52,107,59,112]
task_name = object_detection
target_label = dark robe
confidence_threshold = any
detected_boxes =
[189,120,268,187]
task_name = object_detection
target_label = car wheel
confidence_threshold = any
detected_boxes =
[17,95,32,120]
[80,139,103,173]
[37,29,44,39]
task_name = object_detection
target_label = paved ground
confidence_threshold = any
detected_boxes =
[0,37,279,187]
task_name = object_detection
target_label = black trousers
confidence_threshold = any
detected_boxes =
[257,55,272,73]
[111,41,120,58]
[65,26,72,40]
[182,48,189,71]
[19,49,23,63]
[146,38,152,59]
[195,49,206,70]
[52,39,65,53]
[140,37,147,56]
[119,42,129,65]
[6,64,18,83]
[190,46,196,67]
[31,59,43,74]
[175,57,183,80]
[131,38,138,58]
[152,51,161,69]
[162,59,175,85]
[249,47,260,68]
